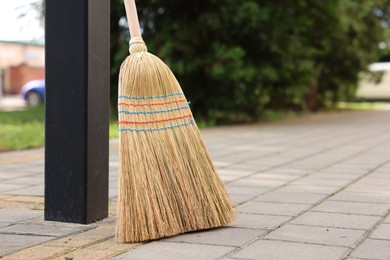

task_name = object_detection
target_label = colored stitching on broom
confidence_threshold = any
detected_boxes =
[119,118,195,132]
[118,105,190,115]
[118,99,187,107]
[118,92,184,100]
[117,114,193,125]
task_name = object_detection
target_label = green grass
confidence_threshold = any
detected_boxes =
[0,106,119,151]
[0,106,45,151]
[337,101,386,110]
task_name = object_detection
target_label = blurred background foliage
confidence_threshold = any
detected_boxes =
[110,0,390,125]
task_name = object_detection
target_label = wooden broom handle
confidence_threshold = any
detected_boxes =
[124,0,142,38]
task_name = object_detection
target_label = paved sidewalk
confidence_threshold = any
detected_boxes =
[0,109,390,259]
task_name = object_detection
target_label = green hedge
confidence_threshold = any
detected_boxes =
[110,0,390,124]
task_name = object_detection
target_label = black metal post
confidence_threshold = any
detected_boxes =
[45,0,110,224]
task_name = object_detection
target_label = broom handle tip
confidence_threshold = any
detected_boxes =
[124,0,142,38]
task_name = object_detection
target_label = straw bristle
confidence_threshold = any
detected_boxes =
[116,38,235,243]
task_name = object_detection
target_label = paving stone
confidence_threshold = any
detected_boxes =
[0,223,86,237]
[218,168,257,178]
[111,241,235,260]
[0,184,29,193]
[3,195,44,204]
[23,216,95,228]
[45,223,116,248]
[312,201,390,216]
[311,172,357,180]
[229,178,286,188]
[2,185,44,196]
[224,163,269,172]
[1,176,43,185]
[290,212,380,230]
[229,194,253,206]
[0,234,53,257]
[250,173,299,181]
[329,191,390,204]
[231,239,348,260]
[55,248,118,260]
[276,184,341,195]
[292,177,351,187]
[164,227,265,247]
[220,175,241,182]
[370,224,390,240]
[346,183,390,193]
[351,239,390,260]
[229,213,291,230]
[0,222,12,228]
[254,192,326,204]
[0,209,42,223]
[225,185,269,196]
[265,224,366,247]
[2,245,72,260]
[84,237,139,252]
[237,201,311,216]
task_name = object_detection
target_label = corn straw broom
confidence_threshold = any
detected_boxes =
[116,0,235,243]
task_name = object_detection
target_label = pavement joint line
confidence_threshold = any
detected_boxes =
[247,201,314,206]
[0,231,57,238]
[221,137,390,259]
[341,209,390,260]
[235,212,304,218]
[310,210,385,217]
[366,237,390,242]
[162,239,241,248]
[349,257,381,260]
[288,223,368,231]
[259,238,351,249]
[329,199,390,205]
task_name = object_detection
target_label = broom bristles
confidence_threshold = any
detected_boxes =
[116,37,235,243]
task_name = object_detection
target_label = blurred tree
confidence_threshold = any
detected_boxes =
[110,0,390,122]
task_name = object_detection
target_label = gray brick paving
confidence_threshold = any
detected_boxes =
[0,233,53,256]
[350,239,390,260]
[164,227,265,247]
[111,241,235,260]
[237,201,311,216]
[311,201,390,216]
[370,223,390,240]
[329,191,390,204]
[0,110,390,259]
[290,211,381,230]
[229,213,291,230]
[0,223,86,237]
[230,240,348,260]
[254,191,326,204]
[265,224,367,247]
[0,209,41,223]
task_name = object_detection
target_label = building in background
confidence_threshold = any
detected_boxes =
[357,62,390,100]
[0,40,44,95]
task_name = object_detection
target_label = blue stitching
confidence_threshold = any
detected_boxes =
[118,92,184,100]
[119,119,195,132]
[118,105,190,115]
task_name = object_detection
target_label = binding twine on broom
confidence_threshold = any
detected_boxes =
[116,1,235,243]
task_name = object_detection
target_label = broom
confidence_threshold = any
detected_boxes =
[116,0,235,243]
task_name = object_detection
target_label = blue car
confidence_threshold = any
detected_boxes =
[20,80,45,106]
